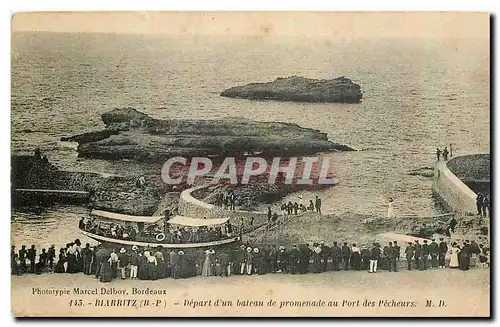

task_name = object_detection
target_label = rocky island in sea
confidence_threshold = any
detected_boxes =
[220,76,362,103]
[61,107,354,161]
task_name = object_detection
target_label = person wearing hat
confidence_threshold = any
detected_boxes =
[311,243,322,273]
[277,246,288,273]
[252,248,261,275]
[289,244,301,275]
[109,249,119,279]
[331,242,342,271]
[360,246,370,270]
[429,239,439,268]
[368,243,380,273]
[268,245,278,273]
[420,240,430,271]
[235,245,247,275]
[118,247,129,280]
[245,247,253,275]
[82,243,93,275]
[202,248,216,277]
[405,242,415,270]
[129,246,140,279]
[438,238,448,268]
[414,240,422,270]
[350,243,361,271]
[90,246,97,275]
[47,244,56,273]
[319,241,330,272]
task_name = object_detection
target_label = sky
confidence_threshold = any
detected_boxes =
[11,11,490,39]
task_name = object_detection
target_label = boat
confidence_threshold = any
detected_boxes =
[79,209,240,249]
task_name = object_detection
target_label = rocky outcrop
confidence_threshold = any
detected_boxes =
[220,76,362,103]
[62,108,355,162]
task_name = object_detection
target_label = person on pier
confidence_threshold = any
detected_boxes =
[436,148,442,161]
[476,193,484,216]
[442,147,449,161]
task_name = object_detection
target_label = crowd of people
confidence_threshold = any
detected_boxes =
[436,144,453,161]
[11,236,489,282]
[214,192,237,210]
[279,195,323,215]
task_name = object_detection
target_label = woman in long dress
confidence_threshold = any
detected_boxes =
[202,248,215,277]
[311,244,322,273]
[137,252,148,280]
[99,255,113,283]
[448,243,460,268]
[459,243,471,271]
[54,249,67,273]
[387,198,396,218]
[145,250,158,280]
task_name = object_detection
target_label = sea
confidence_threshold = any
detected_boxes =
[11,32,490,249]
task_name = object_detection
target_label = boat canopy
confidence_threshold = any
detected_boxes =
[168,215,229,227]
[90,210,163,224]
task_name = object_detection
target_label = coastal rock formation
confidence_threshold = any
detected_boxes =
[220,76,362,103]
[62,108,355,161]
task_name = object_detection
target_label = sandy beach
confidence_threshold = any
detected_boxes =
[12,268,490,317]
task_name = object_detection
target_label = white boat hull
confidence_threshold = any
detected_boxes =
[80,229,240,249]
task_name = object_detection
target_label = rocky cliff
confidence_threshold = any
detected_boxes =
[62,108,354,161]
[220,76,362,103]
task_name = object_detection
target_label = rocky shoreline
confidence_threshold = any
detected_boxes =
[14,108,353,215]
[220,76,362,103]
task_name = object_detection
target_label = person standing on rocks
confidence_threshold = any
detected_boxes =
[267,207,272,224]
[436,148,442,161]
[442,147,449,161]
[476,193,484,216]
[309,200,315,212]
[482,195,489,217]
[448,217,458,236]
[315,196,322,214]
[449,144,453,157]
[387,198,396,218]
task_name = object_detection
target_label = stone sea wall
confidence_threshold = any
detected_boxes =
[178,185,269,227]
[432,155,489,215]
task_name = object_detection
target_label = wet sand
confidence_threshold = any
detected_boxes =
[12,268,490,317]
